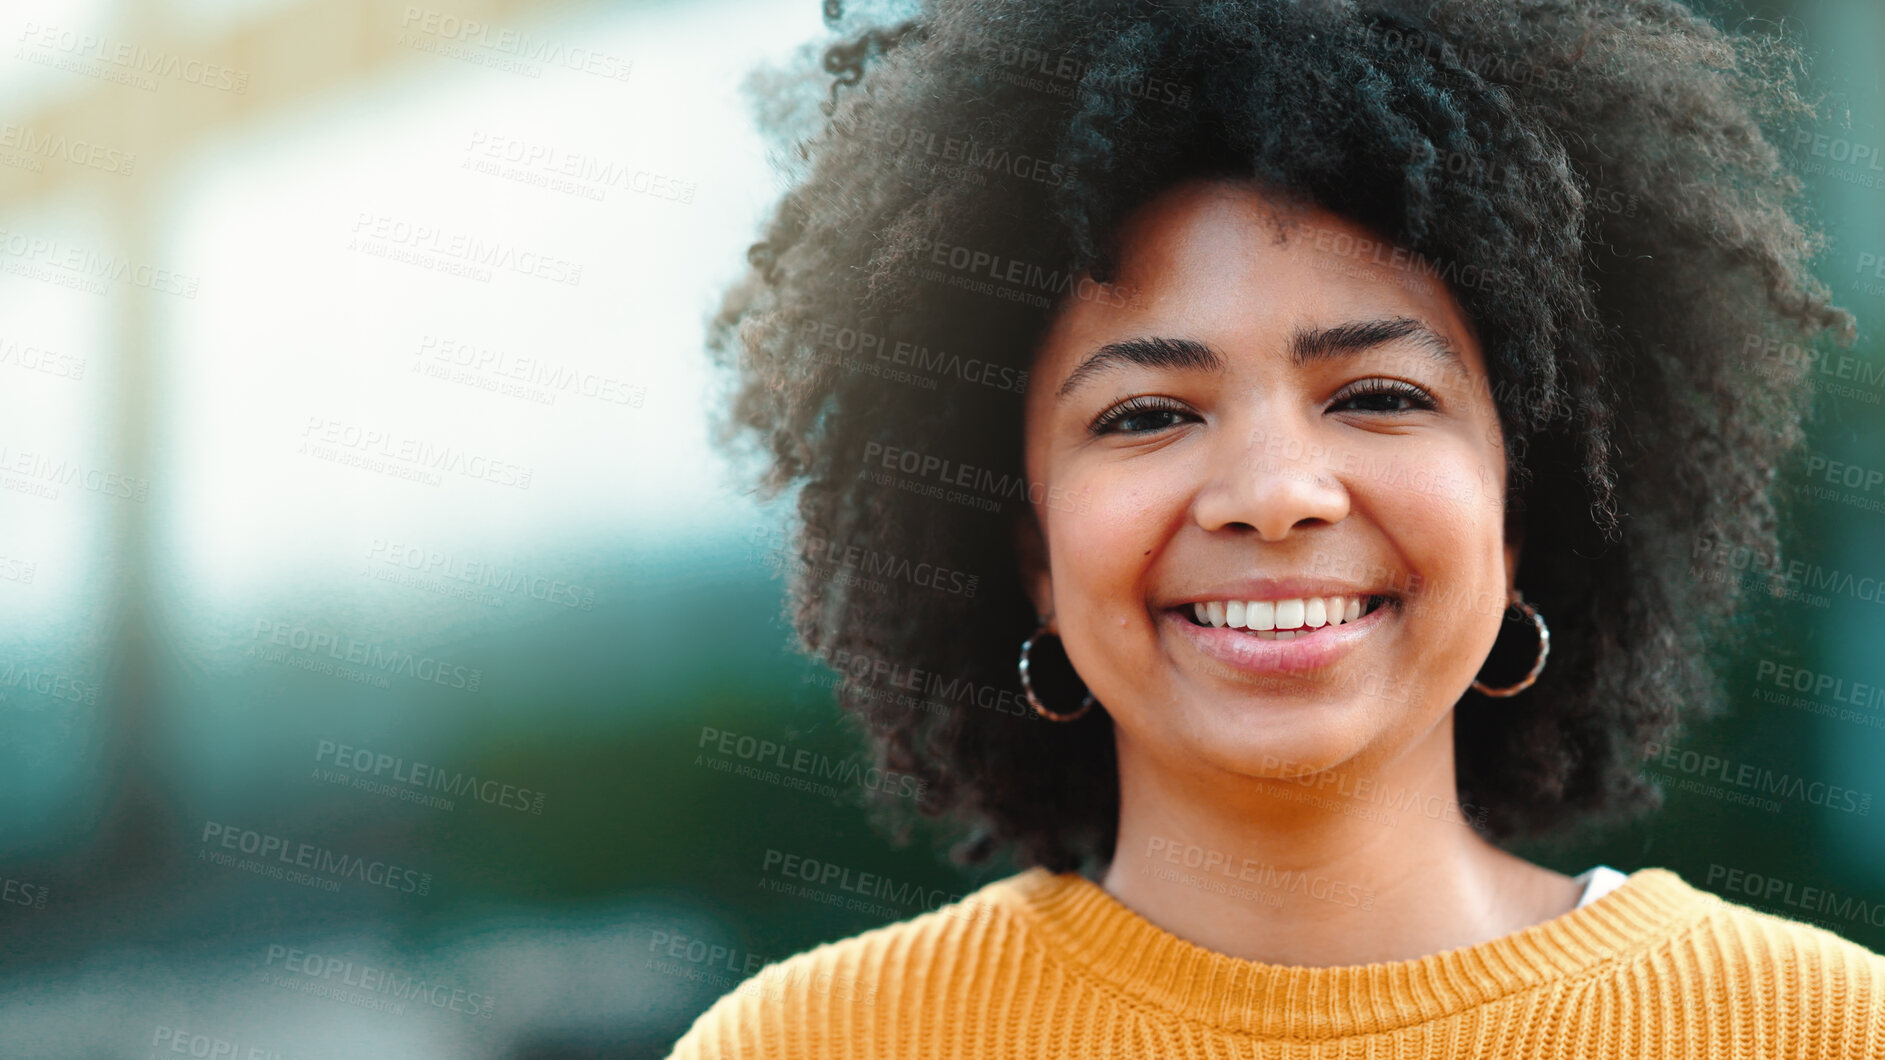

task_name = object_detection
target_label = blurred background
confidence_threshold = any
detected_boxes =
[0,0,1879,1056]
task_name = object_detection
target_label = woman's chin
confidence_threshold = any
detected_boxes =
[1145,693,1385,782]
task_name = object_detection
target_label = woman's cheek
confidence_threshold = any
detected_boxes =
[1052,486,1155,610]
[1362,445,1508,670]
[1048,468,1184,661]
[1073,457,1189,556]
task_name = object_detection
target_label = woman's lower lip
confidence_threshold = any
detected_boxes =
[1165,602,1391,675]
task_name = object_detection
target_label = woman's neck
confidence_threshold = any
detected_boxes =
[1098,726,1583,967]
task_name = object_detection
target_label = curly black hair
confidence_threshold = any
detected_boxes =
[708,0,1852,874]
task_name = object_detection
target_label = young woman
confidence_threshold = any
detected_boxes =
[673,0,1884,1055]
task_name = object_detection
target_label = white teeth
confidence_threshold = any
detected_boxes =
[1191,596,1387,626]
[1190,594,1377,633]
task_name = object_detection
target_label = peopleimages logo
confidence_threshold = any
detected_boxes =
[1254,754,1489,826]
[832,114,1077,188]
[0,661,99,705]
[1744,332,1885,401]
[198,821,433,895]
[796,532,980,598]
[2,875,47,908]
[398,6,633,82]
[1793,130,1885,173]
[975,41,1192,107]
[1140,837,1375,909]
[1705,864,1885,929]
[416,334,646,408]
[347,213,583,286]
[149,1025,303,1060]
[797,318,1029,394]
[315,740,546,813]
[0,226,201,298]
[860,442,1083,514]
[300,416,534,490]
[0,122,136,175]
[910,237,1133,308]
[1756,660,1885,711]
[1643,742,1873,815]
[251,618,483,691]
[825,647,1036,720]
[759,849,987,922]
[16,21,251,93]
[0,442,150,501]
[696,726,923,800]
[366,538,596,611]
[644,928,879,1006]
[0,334,86,380]
[262,944,495,1018]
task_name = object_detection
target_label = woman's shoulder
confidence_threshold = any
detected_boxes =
[1684,879,1885,975]
[660,869,1039,1060]
[1648,869,1885,1010]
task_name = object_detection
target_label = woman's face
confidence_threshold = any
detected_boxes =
[1021,178,1515,786]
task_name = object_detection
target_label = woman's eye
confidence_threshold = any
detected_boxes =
[1332,381,1437,414]
[1111,409,1185,433]
[1091,399,1193,436]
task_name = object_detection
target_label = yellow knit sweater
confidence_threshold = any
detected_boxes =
[665,866,1885,1058]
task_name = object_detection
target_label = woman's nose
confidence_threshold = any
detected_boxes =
[1191,420,1351,540]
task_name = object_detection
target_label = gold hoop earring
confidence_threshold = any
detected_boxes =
[1472,591,1550,697]
[1017,623,1096,722]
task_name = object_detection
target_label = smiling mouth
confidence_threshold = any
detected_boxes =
[1178,595,1393,640]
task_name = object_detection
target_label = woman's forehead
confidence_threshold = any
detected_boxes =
[1033,180,1483,383]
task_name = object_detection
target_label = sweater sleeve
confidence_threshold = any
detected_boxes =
[660,940,888,1060]
[662,980,766,1060]
[1688,900,1885,1058]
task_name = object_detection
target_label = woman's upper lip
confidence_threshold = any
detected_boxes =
[1164,578,1398,605]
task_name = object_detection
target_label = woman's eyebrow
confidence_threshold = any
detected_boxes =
[1054,318,1462,401]
[1291,317,1464,373]
[1055,337,1223,399]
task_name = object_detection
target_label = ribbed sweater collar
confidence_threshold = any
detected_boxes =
[992,866,1716,1038]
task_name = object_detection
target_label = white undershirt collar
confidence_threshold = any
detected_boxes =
[1574,864,1629,907]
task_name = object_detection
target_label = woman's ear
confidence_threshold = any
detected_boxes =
[1012,510,1054,622]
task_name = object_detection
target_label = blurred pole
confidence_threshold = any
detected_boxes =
[0,0,574,920]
